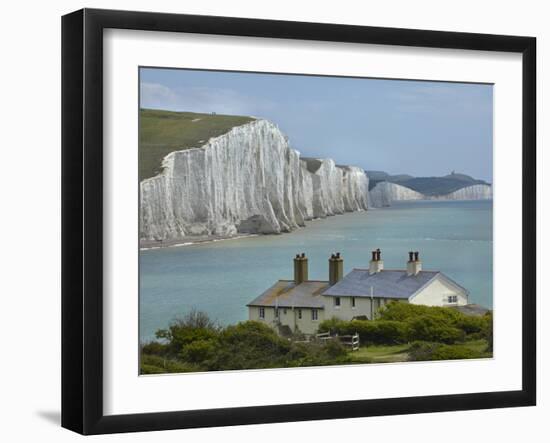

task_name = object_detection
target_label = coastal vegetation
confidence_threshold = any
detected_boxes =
[139,109,254,180]
[140,304,492,374]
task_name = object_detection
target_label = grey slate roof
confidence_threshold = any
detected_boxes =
[322,269,442,299]
[247,280,328,309]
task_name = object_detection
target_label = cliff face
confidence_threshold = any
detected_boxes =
[140,120,369,241]
[369,181,492,207]
[369,182,424,207]
[431,184,493,200]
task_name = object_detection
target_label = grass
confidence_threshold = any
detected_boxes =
[140,354,202,374]
[347,339,491,364]
[349,344,411,363]
[456,339,492,356]
[139,108,255,181]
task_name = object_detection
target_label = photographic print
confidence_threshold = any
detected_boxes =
[138,68,493,374]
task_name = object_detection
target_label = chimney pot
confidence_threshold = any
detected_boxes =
[369,248,384,274]
[407,251,422,275]
[329,253,344,285]
[294,253,308,284]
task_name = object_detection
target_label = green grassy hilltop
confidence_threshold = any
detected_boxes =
[139,109,255,181]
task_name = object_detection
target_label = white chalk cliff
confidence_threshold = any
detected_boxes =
[369,182,424,207]
[140,119,369,241]
[431,184,493,200]
[369,181,492,207]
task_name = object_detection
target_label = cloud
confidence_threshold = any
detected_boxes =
[140,82,274,116]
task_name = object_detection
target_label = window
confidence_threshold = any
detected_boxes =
[275,308,279,318]
[297,309,302,319]
[311,309,318,321]
[283,309,287,315]
[448,295,458,304]
[334,297,341,307]
[351,297,356,308]
[259,307,265,319]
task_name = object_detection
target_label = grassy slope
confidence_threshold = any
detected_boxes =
[139,109,255,181]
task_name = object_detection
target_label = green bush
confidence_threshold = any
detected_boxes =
[285,340,350,367]
[455,315,487,335]
[155,310,220,356]
[406,315,465,344]
[408,341,485,361]
[318,317,350,335]
[482,312,493,352]
[351,320,408,345]
[141,341,169,356]
[378,301,461,323]
[320,317,408,345]
[179,339,218,363]
[206,321,292,370]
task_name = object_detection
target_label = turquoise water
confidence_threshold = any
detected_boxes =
[140,200,493,342]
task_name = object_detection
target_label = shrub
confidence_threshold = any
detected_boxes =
[455,315,486,335]
[351,320,409,345]
[379,301,461,323]
[286,340,349,367]
[141,341,169,356]
[482,312,493,352]
[318,317,350,335]
[179,339,218,363]
[320,317,408,345]
[206,321,292,370]
[406,315,465,344]
[155,310,220,356]
[408,341,484,361]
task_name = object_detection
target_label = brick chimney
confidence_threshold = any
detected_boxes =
[329,252,344,286]
[293,253,308,284]
[369,248,384,274]
[406,251,422,276]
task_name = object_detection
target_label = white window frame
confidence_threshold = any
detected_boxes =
[351,297,356,309]
[297,309,302,320]
[259,307,265,319]
[311,309,318,321]
[334,297,341,308]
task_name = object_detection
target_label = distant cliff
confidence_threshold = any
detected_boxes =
[369,182,424,207]
[369,181,492,207]
[430,184,493,200]
[140,119,369,242]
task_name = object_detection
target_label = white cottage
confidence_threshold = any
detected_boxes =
[247,250,469,335]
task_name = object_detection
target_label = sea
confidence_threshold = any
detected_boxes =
[139,200,493,343]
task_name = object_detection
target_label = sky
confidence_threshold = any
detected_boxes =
[140,68,493,182]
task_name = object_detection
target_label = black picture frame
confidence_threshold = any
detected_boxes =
[61,8,536,435]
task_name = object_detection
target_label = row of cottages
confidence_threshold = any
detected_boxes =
[247,250,469,335]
